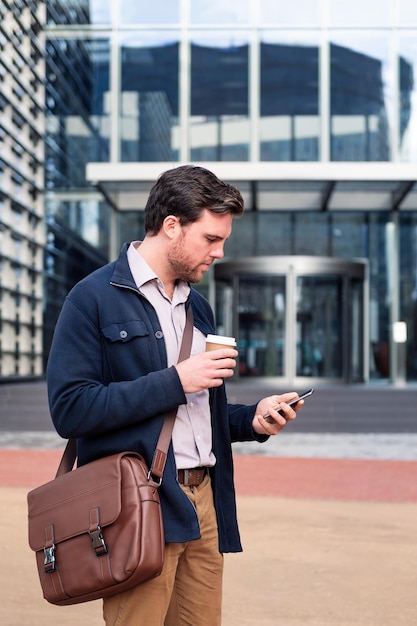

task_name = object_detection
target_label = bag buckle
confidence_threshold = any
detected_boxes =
[44,544,56,573]
[89,525,108,556]
[147,469,162,487]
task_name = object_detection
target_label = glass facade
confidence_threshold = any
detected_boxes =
[260,31,320,161]
[214,256,368,381]
[41,0,417,383]
[224,211,394,380]
[42,27,110,366]
[2,0,417,382]
[399,33,417,161]
[120,31,179,162]
[190,31,250,161]
[45,0,417,166]
[330,35,391,161]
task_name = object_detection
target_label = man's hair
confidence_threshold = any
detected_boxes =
[144,165,244,235]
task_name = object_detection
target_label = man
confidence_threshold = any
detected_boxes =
[47,165,303,625]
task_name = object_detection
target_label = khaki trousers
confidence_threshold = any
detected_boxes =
[103,475,224,626]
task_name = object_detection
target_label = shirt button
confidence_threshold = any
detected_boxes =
[155,330,163,339]
[120,330,127,339]
[190,402,194,409]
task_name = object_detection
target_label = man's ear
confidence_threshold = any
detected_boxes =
[163,215,180,240]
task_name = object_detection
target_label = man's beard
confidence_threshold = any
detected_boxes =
[168,238,204,284]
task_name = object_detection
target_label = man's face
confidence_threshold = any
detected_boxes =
[168,209,233,283]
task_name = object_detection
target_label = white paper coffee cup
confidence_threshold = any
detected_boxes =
[206,334,237,351]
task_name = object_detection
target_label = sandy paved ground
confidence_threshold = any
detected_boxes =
[1,450,417,625]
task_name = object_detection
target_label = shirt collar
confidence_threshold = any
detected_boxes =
[127,241,190,303]
[127,241,157,289]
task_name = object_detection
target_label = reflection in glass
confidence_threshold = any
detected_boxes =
[226,211,367,258]
[350,278,364,381]
[329,0,390,26]
[332,213,367,258]
[397,1,417,25]
[45,38,110,187]
[190,33,249,161]
[330,33,391,161]
[88,0,112,24]
[398,34,417,161]
[296,276,343,378]
[293,214,329,255]
[399,213,417,379]
[120,33,179,162]
[190,0,249,24]
[47,1,112,25]
[51,199,105,249]
[368,213,389,378]
[238,276,286,377]
[260,0,320,25]
[260,32,319,161]
[120,1,179,25]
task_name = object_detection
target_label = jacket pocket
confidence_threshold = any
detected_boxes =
[101,320,149,343]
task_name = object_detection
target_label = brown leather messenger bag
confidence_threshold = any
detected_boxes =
[27,307,193,606]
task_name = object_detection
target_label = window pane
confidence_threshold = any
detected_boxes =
[89,0,112,24]
[45,38,110,187]
[296,276,343,377]
[47,0,112,25]
[46,1,87,25]
[332,213,367,258]
[238,276,286,377]
[120,33,179,162]
[399,213,417,380]
[260,31,319,161]
[398,0,417,25]
[120,1,179,25]
[330,32,392,161]
[329,0,391,26]
[190,0,249,24]
[260,0,321,26]
[293,213,329,255]
[190,32,249,161]
[368,214,390,378]
[225,212,292,257]
[398,33,417,161]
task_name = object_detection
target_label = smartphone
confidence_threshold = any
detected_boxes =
[263,388,314,423]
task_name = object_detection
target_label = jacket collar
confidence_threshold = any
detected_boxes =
[109,242,140,292]
[110,243,214,336]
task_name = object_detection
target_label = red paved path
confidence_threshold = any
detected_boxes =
[1,448,417,502]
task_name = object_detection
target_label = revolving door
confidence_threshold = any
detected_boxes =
[213,256,368,383]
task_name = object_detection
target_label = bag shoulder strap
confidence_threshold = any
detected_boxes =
[56,438,77,476]
[56,305,194,480]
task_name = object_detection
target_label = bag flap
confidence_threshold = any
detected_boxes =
[27,452,126,551]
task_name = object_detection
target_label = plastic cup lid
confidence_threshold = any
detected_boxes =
[206,334,236,346]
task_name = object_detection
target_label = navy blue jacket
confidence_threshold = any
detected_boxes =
[47,243,267,553]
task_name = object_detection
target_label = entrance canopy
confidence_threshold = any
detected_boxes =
[86,162,417,212]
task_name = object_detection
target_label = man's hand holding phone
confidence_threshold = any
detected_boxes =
[252,388,314,435]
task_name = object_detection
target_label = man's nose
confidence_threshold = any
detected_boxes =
[211,244,225,259]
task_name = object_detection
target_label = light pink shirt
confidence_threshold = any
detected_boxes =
[127,242,216,469]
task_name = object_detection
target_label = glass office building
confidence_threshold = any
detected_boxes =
[3,0,417,385]
[0,1,45,378]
